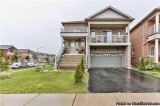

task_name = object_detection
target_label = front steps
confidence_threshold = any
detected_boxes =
[58,54,83,70]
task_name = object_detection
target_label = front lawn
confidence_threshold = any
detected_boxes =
[0,68,88,93]
[136,69,160,78]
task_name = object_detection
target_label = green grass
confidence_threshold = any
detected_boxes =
[136,69,160,78]
[0,68,88,93]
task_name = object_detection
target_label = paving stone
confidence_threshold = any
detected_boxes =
[0,94,38,106]
[74,93,118,106]
[26,94,76,106]
[114,93,160,106]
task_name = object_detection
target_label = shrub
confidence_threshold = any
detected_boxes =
[155,65,160,72]
[0,72,11,79]
[74,64,83,83]
[12,51,19,62]
[138,57,145,71]
[80,57,85,73]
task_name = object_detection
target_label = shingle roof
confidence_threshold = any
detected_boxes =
[131,6,160,32]
[18,49,30,52]
[0,45,14,49]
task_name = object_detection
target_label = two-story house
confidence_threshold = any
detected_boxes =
[130,6,160,66]
[18,49,34,62]
[0,45,18,62]
[55,6,134,70]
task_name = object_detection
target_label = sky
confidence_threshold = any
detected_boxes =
[0,0,160,54]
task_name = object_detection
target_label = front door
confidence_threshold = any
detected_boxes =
[102,31,112,43]
[70,40,78,54]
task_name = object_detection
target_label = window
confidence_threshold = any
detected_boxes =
[150,45,155,56]
[91,30,95,38]
[74,27,80,32]
[81,42,85,48]
[132,49,135,57]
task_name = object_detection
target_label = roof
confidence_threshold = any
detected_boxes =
[18,49,30,53]
[0,45,14,50]
[61,6,134,25]
[131,6,160,32]
[86,6,134,20]
[61,21,85,25]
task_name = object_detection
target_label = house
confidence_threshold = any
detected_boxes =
[130,6,160,66]
[55,6,134,70]
[18,49,33,62]
[0,45,18,62]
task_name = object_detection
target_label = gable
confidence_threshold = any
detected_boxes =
[91,9,127,19]
[86,6,134,20]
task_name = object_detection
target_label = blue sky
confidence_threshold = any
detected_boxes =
[0,0,160,54]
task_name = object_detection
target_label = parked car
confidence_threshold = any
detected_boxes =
[27,62,35,67]
[10,62,28,69]
[10,62,22,69]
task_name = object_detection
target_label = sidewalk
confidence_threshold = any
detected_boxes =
[0,93,160,106]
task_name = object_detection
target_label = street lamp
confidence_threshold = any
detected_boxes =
[37,47,43,65]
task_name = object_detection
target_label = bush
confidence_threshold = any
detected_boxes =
[155,65,160,72]
[0,72,11,79]
[145,63,156,70]
[138,57,145,71]
[80,57,85,73]
[74,64,83,83]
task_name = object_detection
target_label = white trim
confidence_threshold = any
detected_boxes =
[86,6,134,19]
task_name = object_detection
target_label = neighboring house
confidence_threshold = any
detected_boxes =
[0,45,18,62]
[55,6,134,69]
[130,6,160,66]
[18,49,33,62]
[48,54,55,63]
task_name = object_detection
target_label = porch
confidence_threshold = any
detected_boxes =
[88,23,130,45]
[148,39,160,63]
[63,37,86,54]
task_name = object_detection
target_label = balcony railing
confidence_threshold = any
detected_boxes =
[148,24,160,36]
[90,35,128,43]
[61,27,88,32]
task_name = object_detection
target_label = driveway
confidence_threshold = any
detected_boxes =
[88,68,160,93]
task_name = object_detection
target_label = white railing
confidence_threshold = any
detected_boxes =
[61,27,88,32]
[54,47,63,70]
[148,23,160,36]
[148,24,156,36]
[90,35,128,43]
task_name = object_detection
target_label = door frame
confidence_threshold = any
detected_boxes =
[70,40,78,54]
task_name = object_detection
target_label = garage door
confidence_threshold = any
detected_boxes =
[90,53,122,67]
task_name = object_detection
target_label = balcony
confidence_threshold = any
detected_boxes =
[147,24,160,41]
[148,24,160,36]
[90,35,129,45]
[61,27,88,37]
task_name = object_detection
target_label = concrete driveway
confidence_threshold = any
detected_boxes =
[88,68,160,93]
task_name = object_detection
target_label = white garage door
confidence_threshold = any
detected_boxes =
[90,53,122,67]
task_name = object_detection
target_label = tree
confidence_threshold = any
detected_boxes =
[25,56,30,61]
[45,57,50,65]
[0,51,9,71]
[138,57,145,71]
[12,51,19,62]
[74,64,83,83]
[80,57,85,73]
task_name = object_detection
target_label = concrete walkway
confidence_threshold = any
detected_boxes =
[0,93,160,106]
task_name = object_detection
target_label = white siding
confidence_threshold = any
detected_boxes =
[92,9,127,19]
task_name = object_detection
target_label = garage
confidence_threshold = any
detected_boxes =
[90,53,122,67]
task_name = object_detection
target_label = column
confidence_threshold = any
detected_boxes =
[127,24,130,43]
[85,36,88,66]
[61,37,63,47]
[155,39,159,63]
[155,14,159,33]
[88,45,90,68]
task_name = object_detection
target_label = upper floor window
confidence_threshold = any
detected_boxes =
[150,45,155,56]
[91,30,95,38]
[81,41,85,48]
[74,27,80,32]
